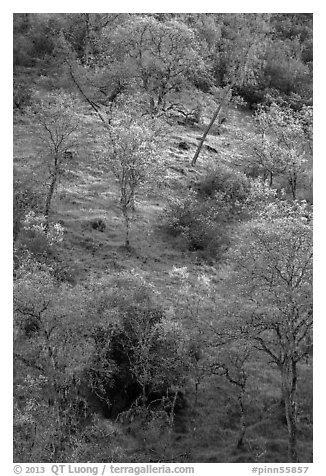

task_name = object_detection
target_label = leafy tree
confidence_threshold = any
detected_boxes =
[60,13,127,64]
[104,16,206,115]
[164,165,276,257]
[85,272,189,420]
[235,14,312,108]
[13,256,93,461]
[243,103,312,198]
[191,14,269,165]
[101,107,164,248]
[14,14,52,66]
[30,91,80,227]
[224,202,312,462]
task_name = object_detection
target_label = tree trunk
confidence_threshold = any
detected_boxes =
[191,38,257,167]
[168,390,179,429]
[123,208,131,249]
[149,97,156,116]
[44,172,57,230]
[237,387,246,449]
[281,360,298,463]
[269,171,273,187]
[194,381,199,408]
[192,83,235,166]
[289,173,297,200]
[68,64,108,126]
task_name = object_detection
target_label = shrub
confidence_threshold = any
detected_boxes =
[196,164,251,209]
[90,218,106,232]
[13,81,33,111]
[163,165,252,258]
[14,211,64,269]
[234,84,266,109]
[13,175,44,241]
[163,191,230,258]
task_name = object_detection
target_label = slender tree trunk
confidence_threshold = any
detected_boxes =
[44,172,57,230]
[281,360,298,463]
[191,39,257,167]
[237,387,246,449]
[123,208,131,249]
[289,173,297,200]
[191,84,233,166]
[168,390,179,428]
[149,97,156,116]
[269,171,273,187]
[68,63,108,126]
[194,380,199,408]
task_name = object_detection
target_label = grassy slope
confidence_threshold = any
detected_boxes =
[13,81,313,463]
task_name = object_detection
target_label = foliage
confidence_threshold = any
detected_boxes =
[13,257,93,461]
[28,90,81,222]
[242,103,312,199]
[101,107,165,247]
[196,164,251,207]
[224,204,312,461]
[13,80,32,111]
[234,14,312,108]
[163,190,231,258]
[14,211,64,263]
[31,90,80,159]
[13,13,313,464]
[100,16,208,114]
[13,14,62,66]
[226,204,312,339]
[83,272,189,417]
[163,166,277,257]
[13,174,44,241]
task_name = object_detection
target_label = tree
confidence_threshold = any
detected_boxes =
[102,107,164,248]
[209,343,252,450]
[13,14,61,67]
[225,202,312,462]
[30,91,80,228]
[104,16,206,115]
[243,103,312,198]
[84,271,189,427]
[59,13,127,64]
[13,256,93,461]
[167,266,254,450]
[191,14,269,165]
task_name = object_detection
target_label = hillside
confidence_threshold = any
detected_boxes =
[13,13,313,465]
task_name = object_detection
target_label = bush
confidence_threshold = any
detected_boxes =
[13,81,33,111]
[163,165,252,258]
[234,85,266,109]
[14,176,44,241]
[90,218,106,232]
[163,191,230,258]
[196,164,251,207]
[14,211,64,270]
